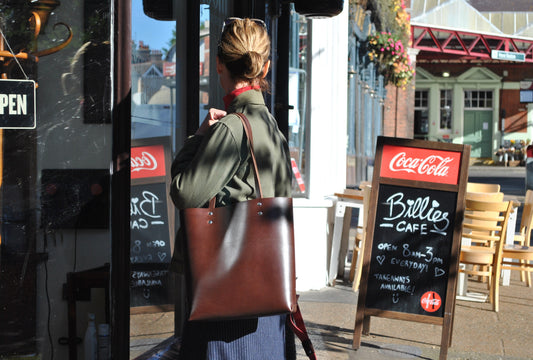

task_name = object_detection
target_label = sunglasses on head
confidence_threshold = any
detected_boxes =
[221,17,267,33]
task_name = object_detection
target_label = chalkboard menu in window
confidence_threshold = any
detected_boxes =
[353,137,470,360]
[130,137,175,311]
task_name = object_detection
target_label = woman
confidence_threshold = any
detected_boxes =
[170,18,295,359]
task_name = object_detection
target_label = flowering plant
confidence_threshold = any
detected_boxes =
[367,31,414,88]
[363,0,414,88]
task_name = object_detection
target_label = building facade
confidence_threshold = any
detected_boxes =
[411,0,533,163]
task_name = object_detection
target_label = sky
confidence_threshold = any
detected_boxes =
[131,0,175,51]
[131,2,210,52]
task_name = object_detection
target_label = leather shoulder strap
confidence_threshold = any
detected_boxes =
[235,113,263,199]
[208,112,264,210]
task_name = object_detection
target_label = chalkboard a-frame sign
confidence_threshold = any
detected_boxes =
[130,137,176,314]
[353,136,470,360]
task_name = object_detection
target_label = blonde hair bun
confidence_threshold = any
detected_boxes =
[218,18,270,90]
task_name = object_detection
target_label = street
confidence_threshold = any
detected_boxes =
[468,165,526,199]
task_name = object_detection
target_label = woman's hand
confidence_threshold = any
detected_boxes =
[195,108,227,135]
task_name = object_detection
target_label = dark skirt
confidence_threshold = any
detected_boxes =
[178,314,296,360]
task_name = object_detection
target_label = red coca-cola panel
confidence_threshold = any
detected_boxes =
[131,144,166,179]
[380,144,461,185]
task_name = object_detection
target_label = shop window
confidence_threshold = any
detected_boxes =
[288,8,308,196]
[0,1,114,359]
[440,89,452,130]
[464,90,493,109]
[414,90,429,139]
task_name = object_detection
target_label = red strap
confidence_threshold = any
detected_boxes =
[287,304,317,360]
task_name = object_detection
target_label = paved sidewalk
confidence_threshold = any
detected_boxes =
[296,272,533,360]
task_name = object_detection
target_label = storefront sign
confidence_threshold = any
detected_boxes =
[163,62,175,77]
[0,79,36,129]
[380,144,461,185]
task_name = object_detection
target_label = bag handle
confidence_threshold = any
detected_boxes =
[287,303,317,360]
[208,112,263,210]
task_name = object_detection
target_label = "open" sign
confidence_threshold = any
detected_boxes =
[0,79,36,129]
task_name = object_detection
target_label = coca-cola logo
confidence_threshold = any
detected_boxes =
[389,152,453,177]
[420,291,442,313]
[131,151,158,172]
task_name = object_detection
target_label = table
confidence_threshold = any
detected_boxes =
[327,192,364,286]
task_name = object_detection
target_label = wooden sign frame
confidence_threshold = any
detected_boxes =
[130,136,175,314]
[353,136,470,360]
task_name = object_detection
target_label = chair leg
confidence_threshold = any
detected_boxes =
[525,260,531,287]
[492,271,499,312]
[349,248,357,283]
[520,259,527,283]
[349,233,363,283]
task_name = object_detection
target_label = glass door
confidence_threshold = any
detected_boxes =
[130,1,179,357]
[129,1,234,357]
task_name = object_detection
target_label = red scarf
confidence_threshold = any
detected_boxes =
[223,85,261,110]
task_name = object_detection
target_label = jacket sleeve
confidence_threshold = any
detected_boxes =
[170,122,241,209]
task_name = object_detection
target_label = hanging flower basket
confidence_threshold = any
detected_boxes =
[367,31,414,88]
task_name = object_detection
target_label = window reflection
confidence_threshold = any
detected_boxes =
[0,1,112,359]
[199,4,210,121]
[288,9,307,196]
[131,1,176,141]
[440,89,452,130]
[130,2,177,357]
[414,90,429,140]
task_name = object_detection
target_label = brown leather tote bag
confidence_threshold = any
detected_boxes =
[181,113,297,321]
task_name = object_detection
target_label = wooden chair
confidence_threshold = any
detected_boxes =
[331,188,365,285]
[501,244,533,287]
[512,190,533,248]
[466,182,501,193]
[349,184,371,290]
[501,190,533,286]
[464,191,507,283]
[465,191,503,202]
[460,198,513,312]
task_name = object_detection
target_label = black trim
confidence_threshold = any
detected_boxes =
[274,2,290,138]
[111,0,131,358]
[186,3,200,136]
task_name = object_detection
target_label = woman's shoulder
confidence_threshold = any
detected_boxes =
[220,112,242,124]
[210,113,245,144]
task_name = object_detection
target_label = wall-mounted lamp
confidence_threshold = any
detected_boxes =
[442,71,450,78]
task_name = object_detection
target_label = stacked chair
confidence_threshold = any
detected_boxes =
[501,190,533,287]
[459,197,513,312]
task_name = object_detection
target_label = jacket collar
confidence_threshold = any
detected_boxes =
[226,88,265,113]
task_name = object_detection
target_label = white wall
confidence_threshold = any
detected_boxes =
[293,3,349,291]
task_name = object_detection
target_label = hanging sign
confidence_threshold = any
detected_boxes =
[0,79,36,129]
[353,136,470,360]
[491,49,526,62]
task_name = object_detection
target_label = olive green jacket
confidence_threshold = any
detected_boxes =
[169,89,292,271]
